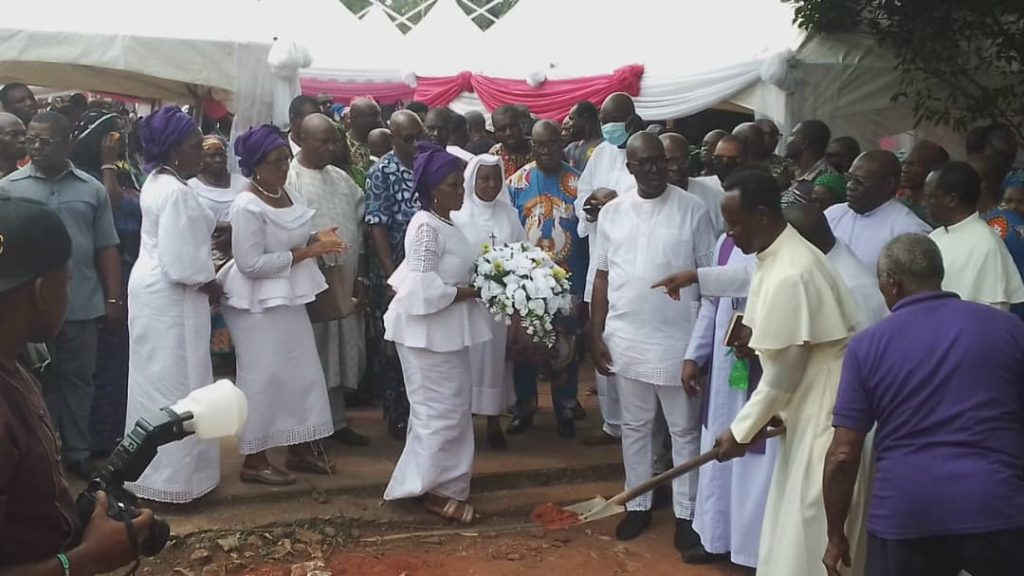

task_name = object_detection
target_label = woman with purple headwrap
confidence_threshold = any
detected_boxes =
[217,125,347,485]
[382,142,492,523]
[125,106,224,503]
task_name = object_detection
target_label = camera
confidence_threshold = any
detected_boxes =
[75,381,248,557]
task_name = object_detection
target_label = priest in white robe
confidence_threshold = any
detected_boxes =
[287,114,369,446]
[680,203,885,567]
[826,150,931,269]
[591,133,717,556]
[452,154,525,449]
[657,169,868,576]
[924,162,1024,310]
[576,93,643,446]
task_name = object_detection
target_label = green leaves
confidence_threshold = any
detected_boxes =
[786,0,1024,140]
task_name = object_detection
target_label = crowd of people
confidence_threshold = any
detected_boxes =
[2,79,1023,576]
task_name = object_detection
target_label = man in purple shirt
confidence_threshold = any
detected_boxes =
[822,233,1024,576]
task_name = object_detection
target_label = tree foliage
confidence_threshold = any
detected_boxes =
[788,0,1024,140]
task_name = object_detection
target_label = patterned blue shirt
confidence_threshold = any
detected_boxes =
[364,152,419,264]
[507,161,588,296]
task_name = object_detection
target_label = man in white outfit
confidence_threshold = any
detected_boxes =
[826,150,931,269]
[924,162,1024,310]
[590,132,716,557]
[576,92,643,446]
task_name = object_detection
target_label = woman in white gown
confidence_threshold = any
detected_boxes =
[383,143,493,523]
[218,125,347,485]
[125,107,223,503]
[452,154,525,450]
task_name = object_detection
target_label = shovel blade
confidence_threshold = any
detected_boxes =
[565,496,626,524]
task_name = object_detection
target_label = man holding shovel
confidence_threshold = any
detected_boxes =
[655,169,867,576]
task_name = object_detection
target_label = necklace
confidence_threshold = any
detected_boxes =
[252,179,284,199]
[430,210,454,226]
[159,164,186,184]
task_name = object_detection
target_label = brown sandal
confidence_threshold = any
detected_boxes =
[425,496,477,524]
[285,441,335,475]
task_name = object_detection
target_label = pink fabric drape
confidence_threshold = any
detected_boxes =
[413,64,644,121]
[300,78,415,106]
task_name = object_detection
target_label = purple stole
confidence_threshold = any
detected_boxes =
[701,237,766,453]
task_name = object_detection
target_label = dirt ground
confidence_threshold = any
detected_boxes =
[137,511,753,576]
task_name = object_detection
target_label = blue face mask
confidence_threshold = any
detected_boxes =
[601,122,629,147]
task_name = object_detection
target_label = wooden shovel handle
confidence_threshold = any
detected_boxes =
[607,426,786,506]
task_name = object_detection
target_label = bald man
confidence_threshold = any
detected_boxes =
[592,131,715,553]
[347,97,383,173]
[367,127,392,160]
[0,112,26,177]
[826,150,931,269]
[288,114,370,447]
[663,133,726,237]
[898,140,949,224]
[733,123,766,163]
[364,109,423,439]
[506,120,587,439]
[575,92,646,445]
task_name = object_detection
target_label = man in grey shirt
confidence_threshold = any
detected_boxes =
[0,111,121,478]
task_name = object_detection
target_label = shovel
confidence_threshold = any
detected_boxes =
[563,426,786,525]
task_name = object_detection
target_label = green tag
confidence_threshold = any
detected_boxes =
[729,357,749,391]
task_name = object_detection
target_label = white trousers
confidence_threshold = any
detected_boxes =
[596,372,622,437]
[619,376,701,519]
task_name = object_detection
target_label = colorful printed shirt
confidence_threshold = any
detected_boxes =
[507,161,588,296]
[347,130,374,174]
[364,152,419,264]
[490,142,533,179]
[983,207,1024,318]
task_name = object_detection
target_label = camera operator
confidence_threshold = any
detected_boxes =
[0,196,154,575]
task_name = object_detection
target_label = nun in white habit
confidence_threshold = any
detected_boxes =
[452,154,525,450]
[383,143,492,524]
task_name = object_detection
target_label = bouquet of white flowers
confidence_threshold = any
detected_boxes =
[472,242,574,348]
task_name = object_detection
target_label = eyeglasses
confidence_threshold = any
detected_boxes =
[713,156,742,165]
[533,142,562,154]
[627,157,667,172]
[25,135,67,148]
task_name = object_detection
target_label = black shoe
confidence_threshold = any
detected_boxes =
[674,518,701,554]
[681,544,730,565]
[615,511,651,541]
[556,419,576,439]
[571,401,587,421]
[332,427,370,447]
[506,415,534,435]
[66,458,98,482]
[387,418,407,441]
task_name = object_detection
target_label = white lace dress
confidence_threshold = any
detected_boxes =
[217,191,333,454]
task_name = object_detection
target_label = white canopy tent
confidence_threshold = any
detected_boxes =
[0,0,306,135]
[404,0,488,77]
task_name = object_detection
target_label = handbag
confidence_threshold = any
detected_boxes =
[307,256,358,323]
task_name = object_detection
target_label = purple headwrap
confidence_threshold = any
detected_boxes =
[140,106,198,173]
[413,141,463,209]
[233,124,289,178]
